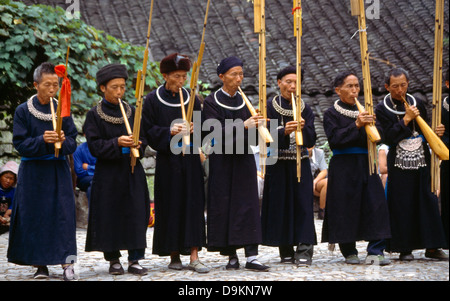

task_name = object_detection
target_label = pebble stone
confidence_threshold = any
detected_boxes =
[0,218,448,282]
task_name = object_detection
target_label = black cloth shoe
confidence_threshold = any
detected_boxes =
[128,261,148,275]
[109,261,124,275]
[280,257,295,264]
[33,266,49,279]
[245,259,270,271]
[226,255,239,270]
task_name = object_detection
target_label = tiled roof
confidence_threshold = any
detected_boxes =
[19,0,450,149]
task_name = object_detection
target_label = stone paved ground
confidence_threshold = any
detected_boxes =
[0,219,448,282]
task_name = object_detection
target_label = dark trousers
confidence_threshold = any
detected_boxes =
[104,249,145,262]
[219,244,258,257]
[279,244,314,259]
[339,239,386,257]
[77,175,93,203]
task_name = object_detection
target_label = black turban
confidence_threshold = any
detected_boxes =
[96,64,128,87]
[276,66,305,82]
[160,53,191,74]
[217,56,243,76]
[276,66,297,81]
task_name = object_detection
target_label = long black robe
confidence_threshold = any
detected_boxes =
[141,85,206,256]
[8,95,77,266]
[84,99,150,253]
[322,100,391,244]
[375,95,447,252]
[261,95,317,246]
[202,89,262,251]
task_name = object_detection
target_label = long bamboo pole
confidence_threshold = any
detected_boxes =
[130,0,154,173]
[351,0,379,175]
[187,0,211,123]
[254,0,269,175]
[431,0,445,194]
[293,0,303,182]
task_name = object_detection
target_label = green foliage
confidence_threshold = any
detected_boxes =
[0,0,209,131]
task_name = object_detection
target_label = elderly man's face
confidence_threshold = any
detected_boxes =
[385,74,409,101]
[219,66,244,94]
[163,70,188,95]
[278,73,297,101]
[34,73,59,105]
[101,78,126,104]
[335,75,360,105]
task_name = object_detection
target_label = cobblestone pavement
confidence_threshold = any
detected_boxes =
[0,219,448,282]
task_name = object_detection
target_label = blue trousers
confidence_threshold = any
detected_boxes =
[339,240,386,257]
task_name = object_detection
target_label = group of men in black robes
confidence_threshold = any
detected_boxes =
[7,56,448,280]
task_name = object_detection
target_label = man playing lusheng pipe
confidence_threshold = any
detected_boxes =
[322,71,391,265]
[83,63,150,275]
[202,56,269,271]
[8,62,78,280]
[260,66,317,266]
[141,53,209,273]
[375,67,448,260]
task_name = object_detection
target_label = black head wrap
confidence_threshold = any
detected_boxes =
[96,64,128,87]
[217,56,243,76]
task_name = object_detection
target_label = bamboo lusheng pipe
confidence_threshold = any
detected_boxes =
[401,96,449,161]
[431,0,445,194]
[49,97,62,150]
[291,93,303,146]
[54,46,70,157]
[253,0,269,175]
[354,98,381,143]
[293,0,303,182]
[238,87,273,143]
[131,0,154,172]
[118,98,140,160]
[179,88,191,155]
[351,0,378,174]
[187,0,211,123]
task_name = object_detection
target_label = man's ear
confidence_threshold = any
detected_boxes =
[335,86,341,96]
[100,84,106,93]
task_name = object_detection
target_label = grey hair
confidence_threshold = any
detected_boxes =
[33,62,56,83]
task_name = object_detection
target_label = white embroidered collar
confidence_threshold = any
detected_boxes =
[27,94,57,122]
[214,88,246,111]
[443,96,449,112]
[333,100,359,119]
[156,85,190,107]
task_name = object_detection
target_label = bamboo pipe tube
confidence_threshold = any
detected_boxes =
[118,99,140,159]
[354,98,381,143]
[401,96,449,161]
[291,93,303,146]
[179,88,191,152]
[49,97,61,150]
[238,87,273,143]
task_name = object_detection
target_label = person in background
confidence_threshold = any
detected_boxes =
[0,161,19,235]
[73,124,96,202]
[308,145,328,220]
